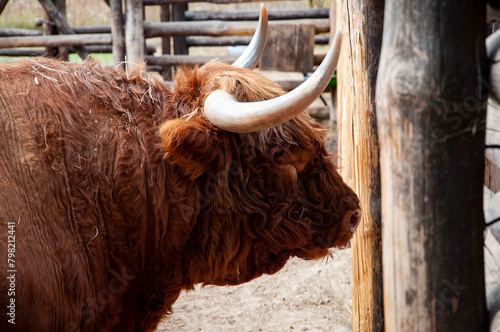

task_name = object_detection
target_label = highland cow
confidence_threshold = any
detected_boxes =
[0,6,360,332]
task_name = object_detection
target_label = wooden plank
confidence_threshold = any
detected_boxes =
[143,0,290,4]
[37,0,89,59]
[259,24,314,72]
[295,24,315,72]
[72,26,111,34]
[335,0,384,331]
[0,28,43,37]
[125,0,145,64]
[0,45,155,57]
[377,1,488,331]
[0,49,46,57]
[143,19,330,38]
[145,54,238,66]
[259,23,278,70]
[110,0,125,66]
[187,36,252,47]
[187,35,329,47]
[185,8,329,21]
[0,34,112,48]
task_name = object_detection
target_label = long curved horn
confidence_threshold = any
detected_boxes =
[204,30,342,133]
[232,4,268,69]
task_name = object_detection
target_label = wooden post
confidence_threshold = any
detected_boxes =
[38,0,89,59]
[334,0,385,331]
[43,8,58,57]
[172,4,188,55]
[376,1,488,331]
[110,0,125,66]
[125,0,145,64]
[55,0,68,60]
[160,4,172,79]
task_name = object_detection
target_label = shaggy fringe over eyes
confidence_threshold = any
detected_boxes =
[169,61,328,154]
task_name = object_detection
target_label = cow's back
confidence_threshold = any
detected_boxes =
[0,59,170,331]
[0,61,97,330]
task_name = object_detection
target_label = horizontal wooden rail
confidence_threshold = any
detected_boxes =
[144,19,329,38]
[0,28,43,37]
[0,44,156,57]
[186,35,329,47]
[146,54,239,66]
[0,34,112,48]
[145,53,326,68]
[1,20,329,39]
[143,0,290,5]
[187,36,252,47]
[185,8,329,21]
[1,26,110,37]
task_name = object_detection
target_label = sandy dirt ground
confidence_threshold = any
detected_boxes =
[157,248,353,332]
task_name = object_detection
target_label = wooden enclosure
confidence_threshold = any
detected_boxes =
[0,0,331,79]
[1,0,499,331]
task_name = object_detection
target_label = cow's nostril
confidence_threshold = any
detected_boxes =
[349,209,362,232]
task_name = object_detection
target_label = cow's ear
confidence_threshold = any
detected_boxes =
[159,117,221,179]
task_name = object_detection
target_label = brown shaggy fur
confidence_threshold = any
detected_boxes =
[0,58,359,331]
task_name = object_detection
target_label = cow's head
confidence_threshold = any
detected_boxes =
[159,5,360,286]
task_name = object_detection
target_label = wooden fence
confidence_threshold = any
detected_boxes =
[0,0,331,80]
[2,1,499,331]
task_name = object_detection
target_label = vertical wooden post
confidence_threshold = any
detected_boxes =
[125,0,145,64]
[42,0,69,59]
[160,4,172,79]
[334,0,385,331]
[376,1,488,331]
[43,9,58,57]
[172,4,188,55]
[38,0,89,59]
[111,0,125,67]
[55,0,68,60]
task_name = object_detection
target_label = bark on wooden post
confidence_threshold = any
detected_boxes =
[376,1,488,331]
[334,0,384,331]
[110,0,125,66]
[125,0,145,64]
